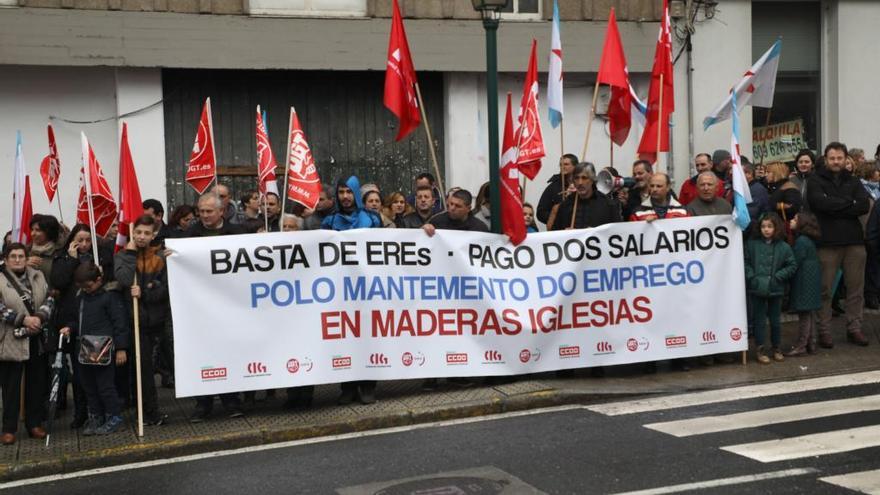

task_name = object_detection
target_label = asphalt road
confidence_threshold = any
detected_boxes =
[6,375,880,494]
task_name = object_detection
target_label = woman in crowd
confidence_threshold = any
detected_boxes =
[765,162,802,236]
[474,182,492,227]
[383,192,413,228]
[0,243,55,444]
[363,190,395,228]
[27,214,66,281]
[239,190,263,222]
[168,205,195,238]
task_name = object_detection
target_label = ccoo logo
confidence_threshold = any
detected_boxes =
[559,346,580,358]
[665,336,687,348]
[730,327,743,341]
[446,352,468,365]
[200,367,226,380]
[246,362,268,375]
[332,356,352,369]
[595,341,614,354]
[483,350,503,363]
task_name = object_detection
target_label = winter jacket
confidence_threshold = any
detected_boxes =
[536,173,569,225]
[806,167,870,246]
[400,211,433,229]
[405,187,444,217]
[677,174,725,206]
[744,238,797,297]
[114,246,170,331]
[747,179,771,223]
[788,234,822,312]
[426,212,489,232]
[49,245,115,351]
[322,176,381,231]
[551,188,622,230]
[184,220,246,238]
[629,196,690,222]
[767,179,802,221]
[0,268,53,362]
[66,287,129,351]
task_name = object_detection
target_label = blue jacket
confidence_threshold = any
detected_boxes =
[321,176,381,231]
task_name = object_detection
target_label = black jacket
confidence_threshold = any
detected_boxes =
[184,220,246,238]
[114,247,169,331]
[400,211,433,229]
[536,174,569,225]
[67,287,129,351]
[49,245,115,339]
[806,167,870,246]
[551,189,622,230]
[767,180,802,220]
[427,212,489,232]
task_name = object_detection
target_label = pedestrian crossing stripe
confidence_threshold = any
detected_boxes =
[820,469,880,493]
[586,370,880,416]
[721,424,880,463]
[644,394,880,437]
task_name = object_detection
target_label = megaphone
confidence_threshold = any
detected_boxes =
[597,169,636,195]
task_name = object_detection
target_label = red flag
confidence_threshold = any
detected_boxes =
[516,40,546,180]
[502,94,526,245]
[597,8,632,146]
[256,105,279,196]
[39,124,61,202]
[637,0,675,162]
[77,133,118,238]
[383,0,421,141]
[19,177,33,244]
[186,98,217,194]
[115,123,144,251]
[284,108,322,210]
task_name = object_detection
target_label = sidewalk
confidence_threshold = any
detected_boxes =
[2,312,879,482]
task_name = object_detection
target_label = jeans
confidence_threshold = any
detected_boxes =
[752,295,782,347]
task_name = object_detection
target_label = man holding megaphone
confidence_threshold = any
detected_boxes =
[550,163,622,230]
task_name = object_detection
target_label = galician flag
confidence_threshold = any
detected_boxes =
[546,0,563,128]
[12,131,33,244]
[730,91,752,231]
[703,39,782,130]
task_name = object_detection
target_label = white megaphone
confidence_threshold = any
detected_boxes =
[596,169,636,195]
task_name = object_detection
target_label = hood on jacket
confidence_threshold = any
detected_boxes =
[336,176,363,214]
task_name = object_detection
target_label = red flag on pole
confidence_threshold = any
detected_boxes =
[637,0,675,162]
[284,108,322,210]
[256,105,279,196]
[516,40,546,181]
[597,8,632,146]
[186,98,217,194]
[501,94,526,245]
[20,177,33,244]
[115,123,144,251]
[383,0,421,141]
[40,124,61,202]
[77,134,118,238]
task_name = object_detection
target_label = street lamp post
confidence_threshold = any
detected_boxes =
[472,0,509,234]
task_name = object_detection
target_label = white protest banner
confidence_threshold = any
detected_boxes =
[752,118,806,163]
[167,216,746,398]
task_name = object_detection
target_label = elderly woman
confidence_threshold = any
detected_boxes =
[0,243,55,444]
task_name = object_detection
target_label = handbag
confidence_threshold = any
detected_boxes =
[75,298,113,366]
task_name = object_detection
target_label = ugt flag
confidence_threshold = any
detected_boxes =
[383,0,420,141]
[186,98,217,195]
[703,39,782,130]
[78,133,118,238]
[516,39,545,180]
[501,94,526,246]
[115,123,144,251]
[285,107,322,211]
[546,0,563,129]
[256,105,279,196]
[40,124,61,203]
[730,92,752,231]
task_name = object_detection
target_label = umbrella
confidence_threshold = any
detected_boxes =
[45,334,68,447]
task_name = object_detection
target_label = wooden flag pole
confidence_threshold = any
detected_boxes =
[81,136,102,268]
[263,194,269,232]
[130,224,144,438]
[559,119,566,196]
[758,109,773,166]
[56,194,65,226]
[656,74,664,172]
[279,107,294,233]
[415,83,446,201]
[580,79,601,162]
[569,194,579,229]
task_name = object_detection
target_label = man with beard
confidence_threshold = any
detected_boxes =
[401,186,438,229]
[536,154,578,228]
[622,160,654,220]
[302,185,335,230]
[551,163,621,230]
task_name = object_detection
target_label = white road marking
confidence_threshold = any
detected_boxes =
[587,370,880,416]
[607,468,819,495]
[722,424,880,463]
[0,404,586,490]
[820,469,880,494]
[644,394,880,437]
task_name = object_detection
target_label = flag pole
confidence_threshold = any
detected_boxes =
[569,194,578,229]
[610,137,615,171]
[414,82,446,200]
[581,79,601,162]
[130,224,144,438]
[279,107,294,233]
[263,194,269,232]
[559,120,566,196]
[81,134,101,267]
[758,108,772,166]
[56,194,65,226]
[656,74,664,172]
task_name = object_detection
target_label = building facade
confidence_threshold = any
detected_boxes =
[1,0,876,226]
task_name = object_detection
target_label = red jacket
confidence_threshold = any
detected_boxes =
[678,175,725,206]
[629,196,690,222]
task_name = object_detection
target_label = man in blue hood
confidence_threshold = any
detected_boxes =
[321,176,381,230]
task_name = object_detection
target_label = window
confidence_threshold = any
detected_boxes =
[501,0,541,20]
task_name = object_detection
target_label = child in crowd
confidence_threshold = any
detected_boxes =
[523,203,539,233]
[60,262,129,435]
[744,213,797,364]
[785,212,822,356]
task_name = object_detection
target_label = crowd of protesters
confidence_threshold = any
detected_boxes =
[1,141,878,442]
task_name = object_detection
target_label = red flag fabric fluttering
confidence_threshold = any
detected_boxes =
[597,8,632,146]
[501,94,526,245]
[186,98,217,194]
[256,105,279,196]
[39,124,61,202]
[284,108,322,210]
[516,40,546,181]
[77,133,118,238]
[20,176,33,244]
[115,123,144,251]
[637,0,675,162]
[383,0,421,141]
